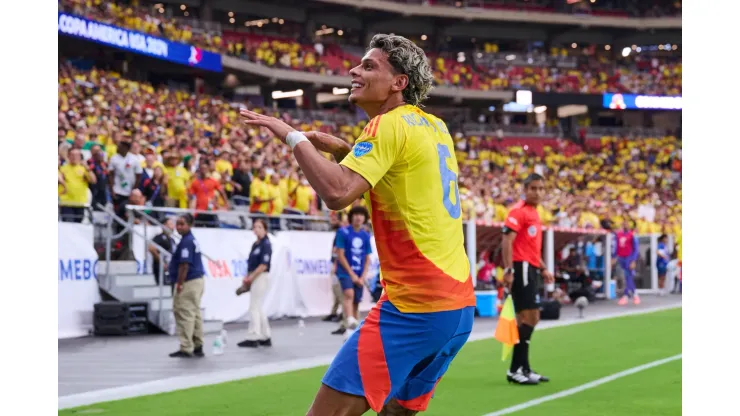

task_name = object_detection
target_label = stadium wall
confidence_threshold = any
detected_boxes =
[58,223,663,339]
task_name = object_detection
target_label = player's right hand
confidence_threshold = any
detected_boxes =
[503,271,514,289]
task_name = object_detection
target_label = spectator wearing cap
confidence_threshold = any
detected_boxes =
[59,148,97,222]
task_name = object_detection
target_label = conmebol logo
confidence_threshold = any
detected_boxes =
[188,46,203,65]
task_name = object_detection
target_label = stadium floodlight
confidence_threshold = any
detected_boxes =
[332,88,349,95]
[272,89,304,99]
[534,106,547,114]
[622,47,631,57]
[516,90,532,106]
[315,28,335,36]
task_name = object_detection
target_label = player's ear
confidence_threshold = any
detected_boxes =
[391,74,409,93]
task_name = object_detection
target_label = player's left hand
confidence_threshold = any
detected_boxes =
[542,270,554,283]
[630,261,636,270]
[240,108,296,142]
[176,283,183,294]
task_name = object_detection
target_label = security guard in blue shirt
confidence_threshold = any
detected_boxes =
[237,218,273,348]
[169,214,206,358]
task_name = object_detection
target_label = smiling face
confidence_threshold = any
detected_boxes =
[348,48,408,110]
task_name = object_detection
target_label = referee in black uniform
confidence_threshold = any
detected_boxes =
[501,174,555,385]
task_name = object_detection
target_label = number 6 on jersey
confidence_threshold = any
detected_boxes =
[437,143,461,219]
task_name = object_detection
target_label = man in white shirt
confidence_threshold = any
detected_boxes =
[108,141,143,222]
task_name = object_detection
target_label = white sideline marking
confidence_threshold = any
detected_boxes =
[482,354,682,416]
[58,302,681,410]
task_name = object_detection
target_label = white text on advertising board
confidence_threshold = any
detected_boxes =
[58,13,168,58]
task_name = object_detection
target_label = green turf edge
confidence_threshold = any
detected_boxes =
[59,308,682,416]
[513,359,682,416]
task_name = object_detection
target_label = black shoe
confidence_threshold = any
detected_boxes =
[322,314,337,322]
[193,346,205,357]
[332,314,343,322]
[258,339,272,347]
[507,369,539,385]
[237,339,259,348]
[331,327,346,335]
[525,370,550,382]
[169,350,193,358]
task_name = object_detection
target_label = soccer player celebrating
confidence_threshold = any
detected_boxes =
[241,34,476,416]
[614,218,640,305]
[501,174,554,385]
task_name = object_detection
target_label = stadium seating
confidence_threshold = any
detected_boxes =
[57,64,682,236]
[59,0,682,95]
[406,0,681,17]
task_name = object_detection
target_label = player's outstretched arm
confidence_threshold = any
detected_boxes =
[241,109,370,210]
[293,142,370,210]
[304,131,353,163]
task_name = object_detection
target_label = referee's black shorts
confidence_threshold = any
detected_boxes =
[511,261,541,313]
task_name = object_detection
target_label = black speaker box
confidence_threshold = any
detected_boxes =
[93,301,149,335]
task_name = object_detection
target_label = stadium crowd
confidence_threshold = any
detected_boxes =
[455,135,681,237]
[405,1,681,18]
[60,0,682,95]
[57,63,682,240]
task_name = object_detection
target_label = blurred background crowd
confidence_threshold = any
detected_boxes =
[60,0,681,95]
[58,0,681,239]
[57,62,681,236]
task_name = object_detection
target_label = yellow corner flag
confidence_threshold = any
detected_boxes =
[494,295,519,361]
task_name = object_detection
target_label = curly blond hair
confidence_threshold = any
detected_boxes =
[368,34,434,107]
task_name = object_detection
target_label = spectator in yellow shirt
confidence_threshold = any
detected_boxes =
[215,151,234,192]
[163,153,190,208]
[59,149,97,222]
[268,174,284,216]
[249,167,273,214]
[292,174,315,214]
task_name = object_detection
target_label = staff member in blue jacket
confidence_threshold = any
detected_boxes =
[238,218,273,348]
[333,206,372,335]
[169,214,206,358]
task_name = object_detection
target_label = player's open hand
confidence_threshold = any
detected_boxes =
[240,108,295,142]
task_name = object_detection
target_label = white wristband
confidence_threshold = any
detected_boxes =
[286,131,309,150]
